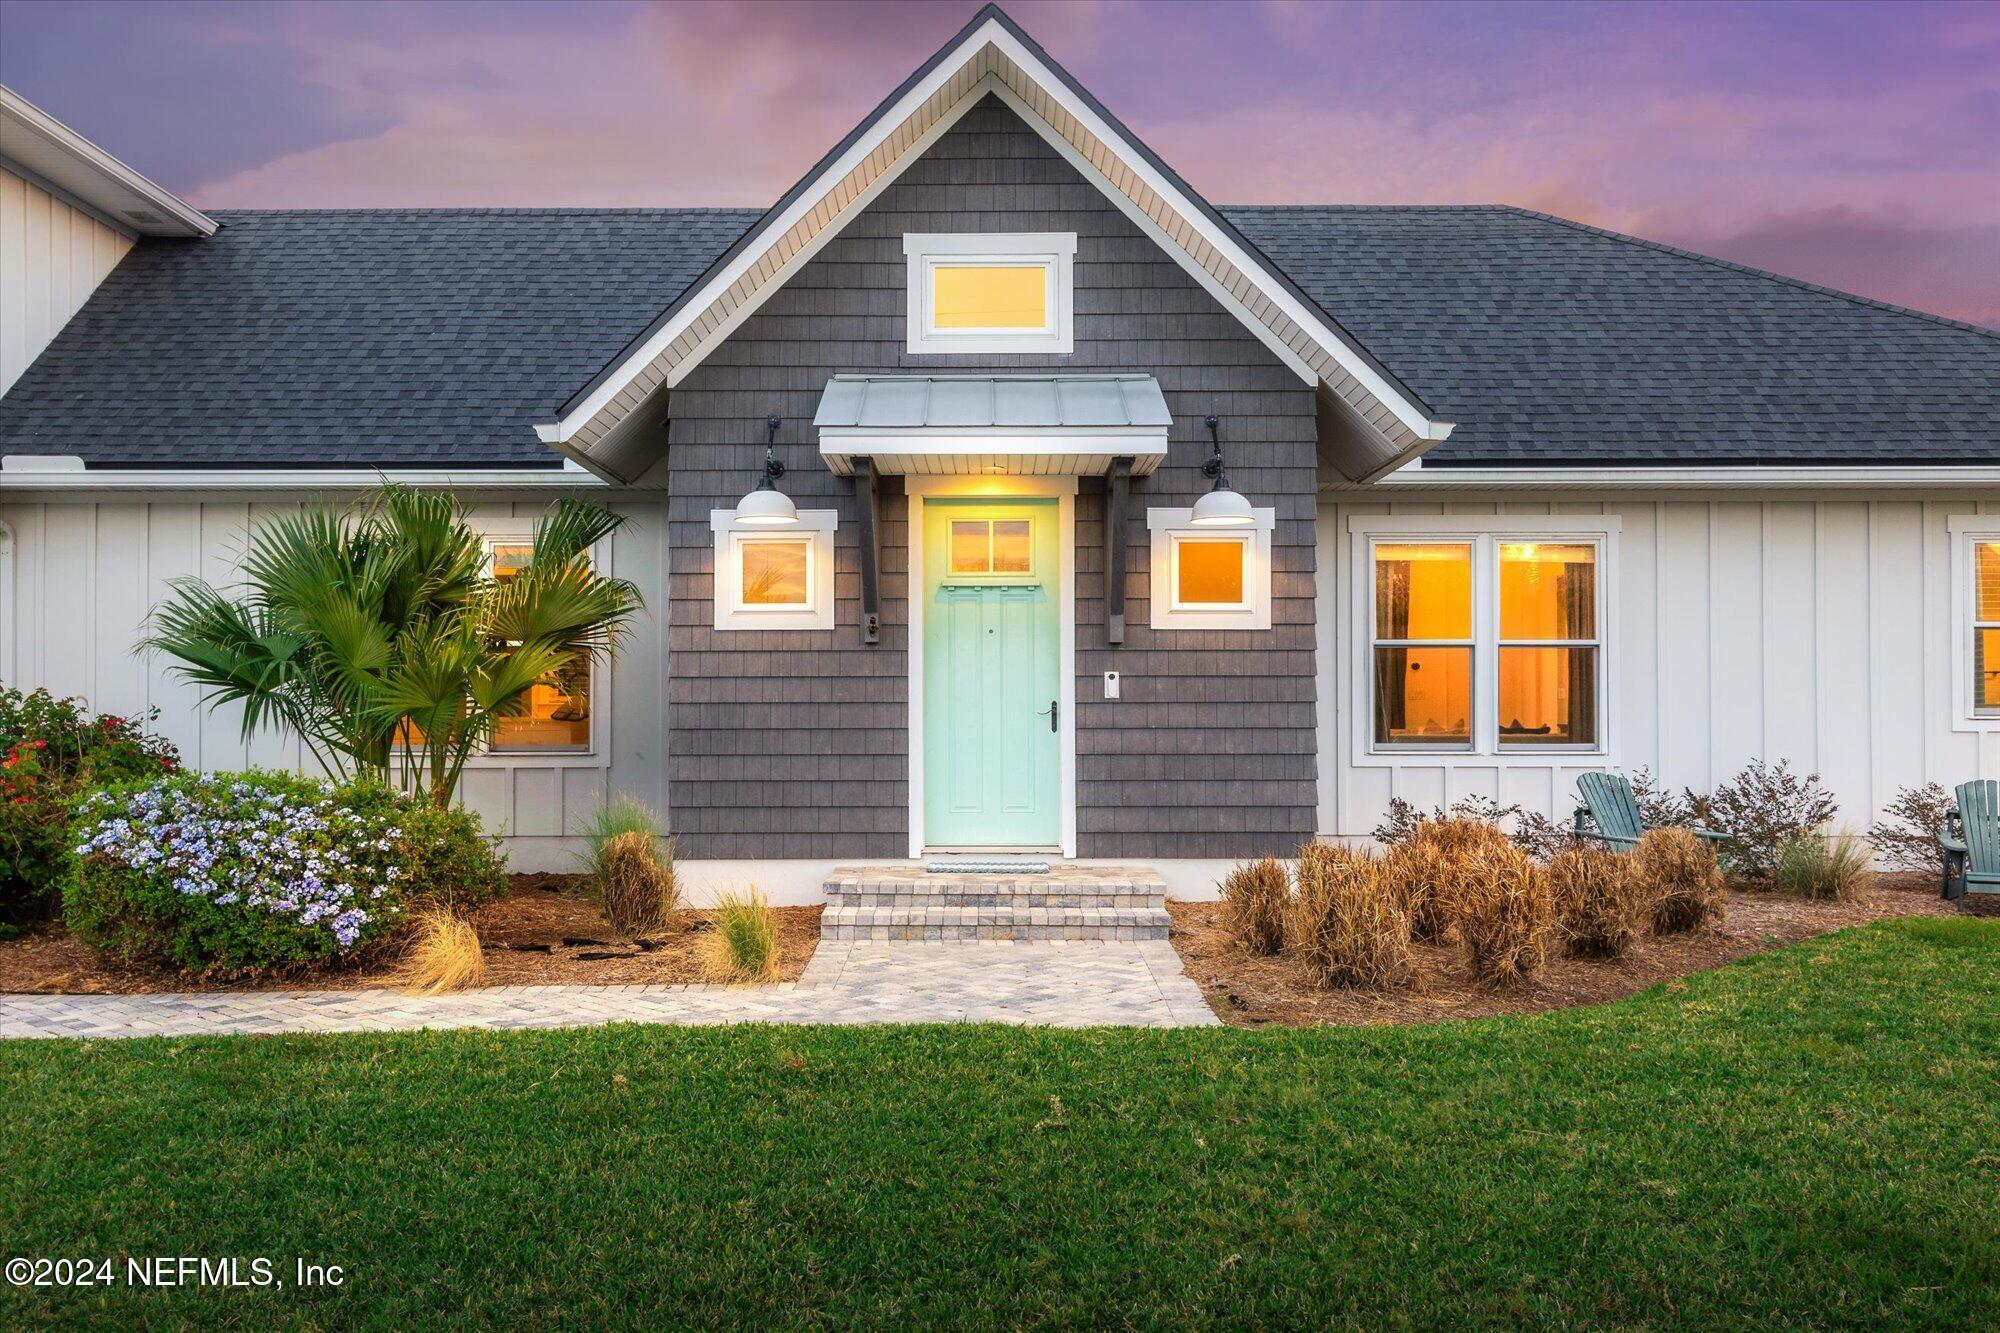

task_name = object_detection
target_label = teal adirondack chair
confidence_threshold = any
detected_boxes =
[1573,771,1730,853]
[1938,779,2000,901]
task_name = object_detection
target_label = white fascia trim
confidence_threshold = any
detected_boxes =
[0,466,608,492]
[1368,462,2000,490]
[543,17,1446,448]
[1,85,217,237]
[541,48,1004,443]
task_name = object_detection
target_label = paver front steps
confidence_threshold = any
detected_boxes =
[821,865,1171,941]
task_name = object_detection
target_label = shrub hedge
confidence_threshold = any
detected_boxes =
[65,771,503,976]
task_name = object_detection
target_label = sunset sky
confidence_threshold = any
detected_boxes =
[3,0,1995,327]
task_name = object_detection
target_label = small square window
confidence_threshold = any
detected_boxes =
[710,510,836,630]
[904,233,1075,354]
[741,539,810,607]
[1173,537,1246,607]
[1147,507,1274,630]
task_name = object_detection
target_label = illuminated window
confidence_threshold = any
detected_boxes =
[904,233,1075,353]
[1147,507,1274,630]
[711,509,836,630]
[1497,543,1598,747]
[487,541,590,753]
[1372,543,1474,747]
[1976,539,2000,715]
[740,538,810,607]
[1172,537,1247,607]
[1359,526,1613,756]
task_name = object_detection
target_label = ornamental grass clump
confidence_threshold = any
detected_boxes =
[1548,845,1644,959]
[703,890,778,983]
[1773,827,1872,902]
[1219,857,1290,955]
[581,797,677,935]
[1631,827,1726,935]
[597,830,678,936]
[395,908,486,995]
[1289,841,1412,990]
[1382,819,1506,943]
[1457,841,1553,985]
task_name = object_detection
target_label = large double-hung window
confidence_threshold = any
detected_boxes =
[1357,519,1615,757]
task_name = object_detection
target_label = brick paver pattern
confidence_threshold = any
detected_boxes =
[0,941,1218,1039]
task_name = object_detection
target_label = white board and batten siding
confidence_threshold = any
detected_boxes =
[0,496,668,870]
[0,164,134,396]
[1316,494,2000,840]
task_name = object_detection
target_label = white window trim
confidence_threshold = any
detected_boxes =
[1947,515,2000,732]
[709,509,837,631]
[903,232,1076,354]
[1146,507,1274,630]
[1346,514,1621,767]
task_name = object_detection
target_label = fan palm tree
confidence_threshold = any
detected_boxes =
[147,486,643,808]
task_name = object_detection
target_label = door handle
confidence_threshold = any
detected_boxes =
[1040,699,1059,733]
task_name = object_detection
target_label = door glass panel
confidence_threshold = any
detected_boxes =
[992,520,1031,573]
[1176,538,1245,605]
[932,265,1046,329]
[1374,543,1472,639]
[1500,542,1596,639]
[1372,646,1471,745]
[950,520,991,574]
[741,539,809,606]
[1498,646,1598,745]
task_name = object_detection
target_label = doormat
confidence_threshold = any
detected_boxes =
[923,859,1052,875]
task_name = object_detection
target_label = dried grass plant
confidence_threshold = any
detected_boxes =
[1289,841,1413,990]
[1457,842,1553,985]
[1548,845,1645,960]
[394,908,486,995]
[596,829,678,936]
[1219,857,1291,955]
[1631,828,1726,935]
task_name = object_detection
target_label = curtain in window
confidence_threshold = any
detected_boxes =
[1563,562,1596,744]
[1375,559,1411,729]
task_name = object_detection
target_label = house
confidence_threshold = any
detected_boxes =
[3,6,1997,907]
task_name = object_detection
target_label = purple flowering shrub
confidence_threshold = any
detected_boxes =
[64,770,499,976]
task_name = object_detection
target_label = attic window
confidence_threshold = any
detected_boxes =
[904,233,1075,354]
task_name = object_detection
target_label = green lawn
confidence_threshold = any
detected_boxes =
[5,919,1998,1329]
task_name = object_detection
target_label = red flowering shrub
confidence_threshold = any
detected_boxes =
[0,687,180,922]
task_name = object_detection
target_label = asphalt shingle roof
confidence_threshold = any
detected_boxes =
[2,204,1994,469]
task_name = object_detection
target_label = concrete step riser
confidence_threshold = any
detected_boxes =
[825,889,1165,910]
[823,922,1172,942]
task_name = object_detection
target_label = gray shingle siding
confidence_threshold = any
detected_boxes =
[667,97,1317,860]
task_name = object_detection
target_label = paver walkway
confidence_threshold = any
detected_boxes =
[0,940,1218,1039]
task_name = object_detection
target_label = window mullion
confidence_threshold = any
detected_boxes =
[1476,534,1498,754]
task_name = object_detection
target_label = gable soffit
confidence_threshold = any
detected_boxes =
[537,8,1452,484]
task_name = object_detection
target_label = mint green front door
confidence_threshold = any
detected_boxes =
[923,499,1061,848]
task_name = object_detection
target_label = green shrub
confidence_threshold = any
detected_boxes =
[65,770,499,977]
[0,687,179,923]
[1219,857,1289,955]
[391,799,506,912]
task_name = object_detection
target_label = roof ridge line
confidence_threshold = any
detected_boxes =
[1499,205,2000,341]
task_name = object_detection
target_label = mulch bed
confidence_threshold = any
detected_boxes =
[1170,872,1959,1028]
[0,873,822,994]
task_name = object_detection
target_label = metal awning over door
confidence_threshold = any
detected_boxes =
[814,373,1170,477]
